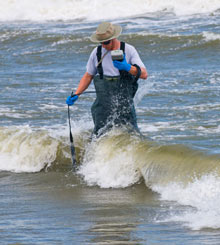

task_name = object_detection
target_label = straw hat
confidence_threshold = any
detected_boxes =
[90,22,122,43]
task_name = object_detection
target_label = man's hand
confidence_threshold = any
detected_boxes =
[113,55,131,72]
[66,94,78,106]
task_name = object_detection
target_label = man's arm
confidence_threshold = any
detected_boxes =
[75,72,94,95]
[113,46,148,79]
[129,66,148,79]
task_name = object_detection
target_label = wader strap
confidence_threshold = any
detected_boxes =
[119,41,126,77]
[97,45,103,79]
[96,42,126,79]
[96,42,140,81]
[120,41,125,53]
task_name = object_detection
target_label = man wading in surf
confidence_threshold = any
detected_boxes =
[66,22,148,136]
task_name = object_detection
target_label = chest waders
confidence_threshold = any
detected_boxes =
[91,42,141,136]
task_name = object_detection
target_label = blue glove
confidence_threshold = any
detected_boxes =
[66,94,78,106]
[113,54,131,72]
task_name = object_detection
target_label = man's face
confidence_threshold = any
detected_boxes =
[101,39,113,50]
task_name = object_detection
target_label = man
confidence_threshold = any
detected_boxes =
[66,22,147,136]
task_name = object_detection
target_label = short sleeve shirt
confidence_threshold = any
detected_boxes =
[86,43,146,76]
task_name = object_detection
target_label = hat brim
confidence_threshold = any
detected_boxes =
[90,24,122,43]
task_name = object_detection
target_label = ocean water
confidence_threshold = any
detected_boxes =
[1,0,220,244]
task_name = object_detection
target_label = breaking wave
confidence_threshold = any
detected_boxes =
[1,125,220,230]
[0,126,72,173]
[0,0,219,22]
[77,128,220,230]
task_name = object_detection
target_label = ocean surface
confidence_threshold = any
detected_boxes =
[1,0,220,244]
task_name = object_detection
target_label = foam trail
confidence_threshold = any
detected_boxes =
[153,174,220,230]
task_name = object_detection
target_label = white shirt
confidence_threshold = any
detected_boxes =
[86,43,146,76]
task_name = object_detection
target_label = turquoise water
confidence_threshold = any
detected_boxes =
[1,2,220,244]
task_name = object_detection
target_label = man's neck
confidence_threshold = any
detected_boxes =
[111,39,120,50]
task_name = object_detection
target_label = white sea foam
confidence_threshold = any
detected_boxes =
[0,0,219,21]
[202,31,220,41]
[139,122,175,133]
[0,126,59,173]
[51,39,73,47]
[78,130,141,188]
[134,80,153,106]
[153,174,220,230]
[0,108,33,119]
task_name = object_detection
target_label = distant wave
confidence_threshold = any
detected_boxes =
[1,29,219,53]
[0,0,220,21]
